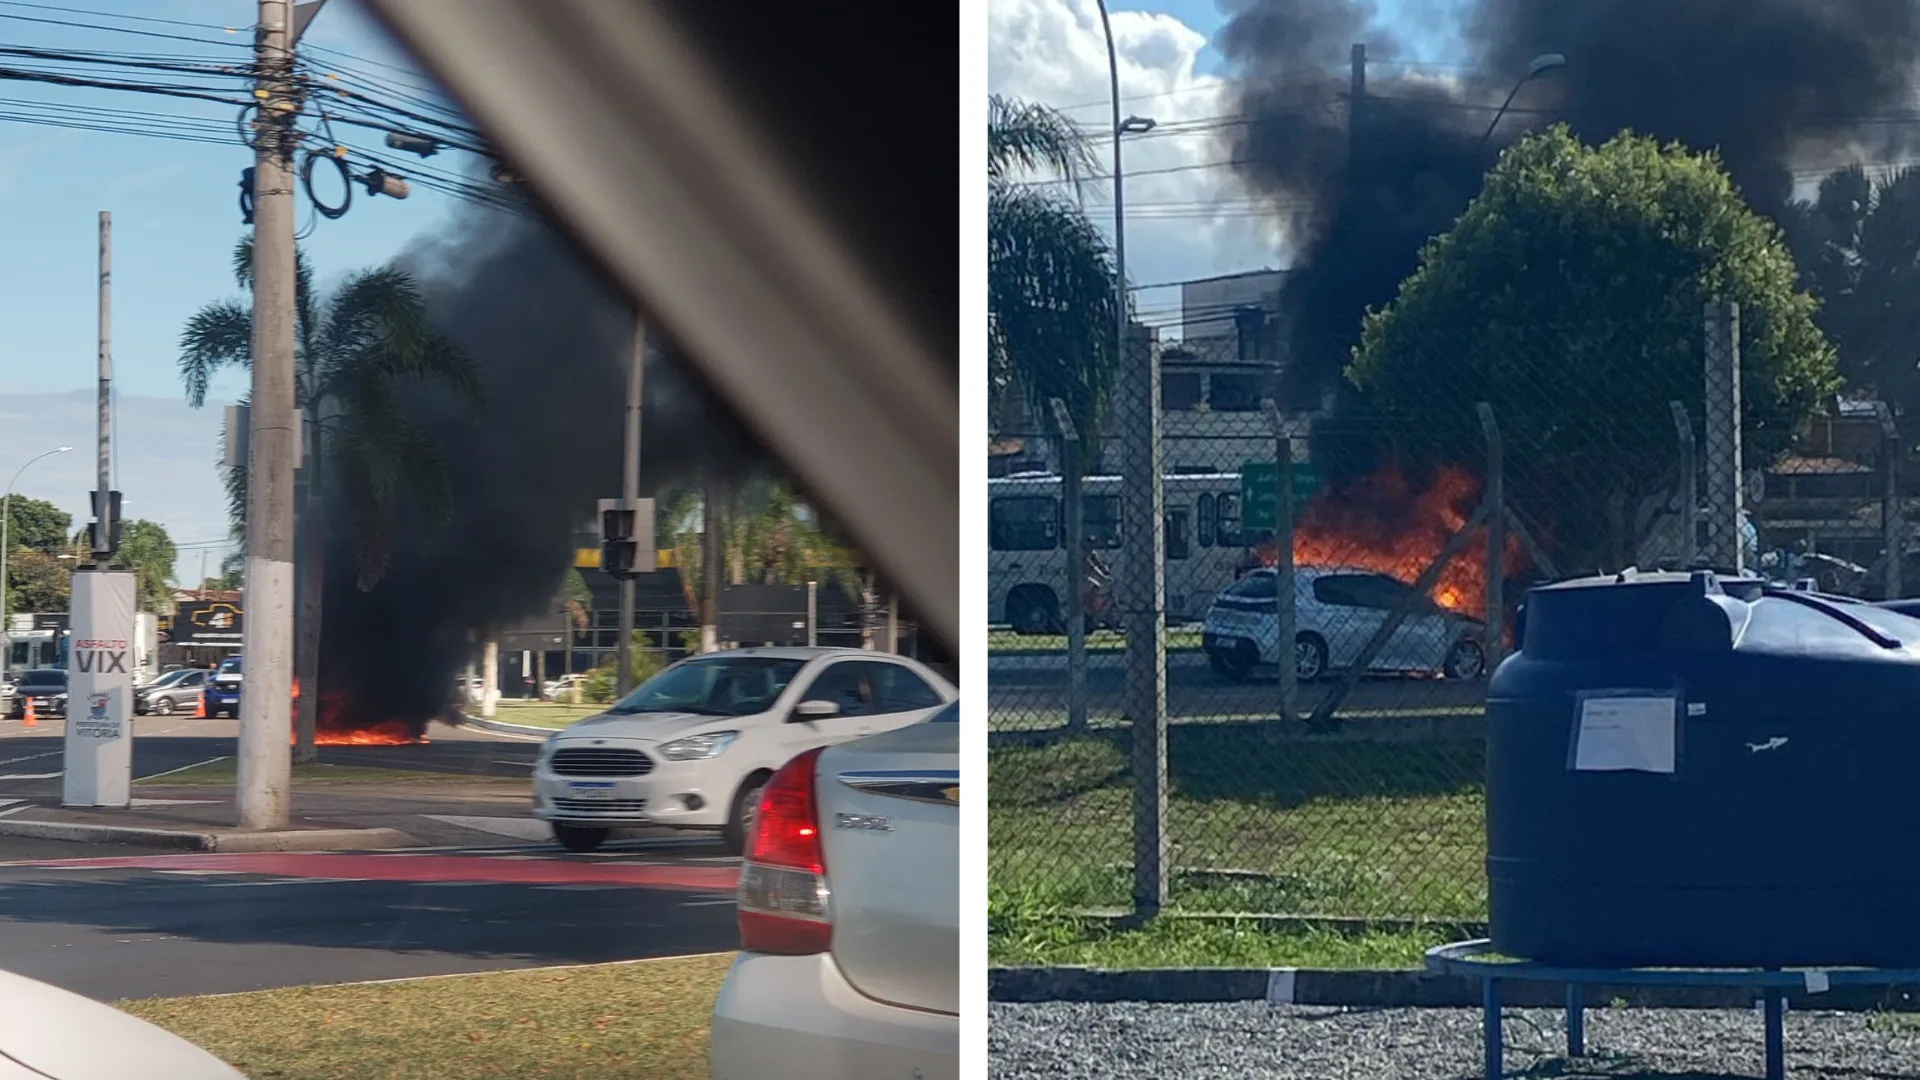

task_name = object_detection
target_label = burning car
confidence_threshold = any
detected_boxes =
[1202,566,1487,682]
[531,647,955,854]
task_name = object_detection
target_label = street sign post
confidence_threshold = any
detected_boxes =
[1241,460,1321,530]
[63,570,135,808]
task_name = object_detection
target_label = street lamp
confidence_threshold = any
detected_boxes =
[1479,52,1567,152]
[0,445,74,676]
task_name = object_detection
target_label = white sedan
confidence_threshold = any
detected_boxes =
[531,647,956,854]
[1202,565,1488,682]
[709,701,958,1080]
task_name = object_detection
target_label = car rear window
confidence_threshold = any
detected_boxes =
[929,702,958,723]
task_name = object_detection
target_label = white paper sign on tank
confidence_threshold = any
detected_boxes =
[64,570,135,808]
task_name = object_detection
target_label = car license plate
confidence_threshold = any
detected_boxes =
[567,782,616,800]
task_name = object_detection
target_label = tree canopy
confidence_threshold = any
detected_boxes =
[6,549,68,616]
[108,520,177,613]
[1348,125,1839,570]
[3,497,70,554]
[1781,165,1920,418]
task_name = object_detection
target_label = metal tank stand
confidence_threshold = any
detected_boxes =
[1428,939,1920,1080]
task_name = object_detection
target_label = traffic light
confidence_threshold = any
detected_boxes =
[597,497,655,580]
[89,489,122,557]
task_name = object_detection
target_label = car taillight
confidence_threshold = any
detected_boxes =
[736,747,830,955]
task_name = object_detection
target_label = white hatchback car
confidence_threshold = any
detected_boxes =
[710,701,958,1080]
[1202,565,1488,682]
[531,647,956,853]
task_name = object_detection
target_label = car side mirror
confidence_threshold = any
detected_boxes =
[792,699,840,721]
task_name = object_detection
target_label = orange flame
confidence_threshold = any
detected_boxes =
[1255,461,1528,621]
[286,688,430,746]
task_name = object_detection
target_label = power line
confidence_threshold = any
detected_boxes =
[0,5,245,48]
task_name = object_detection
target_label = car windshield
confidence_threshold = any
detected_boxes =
[219,658,242,675]
[20,671,63,687]
[606,656,807,717]
[146,670,186,688]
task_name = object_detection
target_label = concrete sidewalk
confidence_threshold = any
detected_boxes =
[0,779,538,853]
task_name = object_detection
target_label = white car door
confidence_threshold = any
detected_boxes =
[1308,573,1387,669]
[780,660,883,759]
[1353,574,1449,670]
[856,660,951,734]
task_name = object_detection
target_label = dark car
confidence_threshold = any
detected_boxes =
[9,669,67,719]
[135,668,208,716]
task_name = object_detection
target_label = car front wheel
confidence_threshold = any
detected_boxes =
[153,698,173,716]
[723,772,773,856]
[1444,638,1487,680]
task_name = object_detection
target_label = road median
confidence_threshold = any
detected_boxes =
[0,815,417,852]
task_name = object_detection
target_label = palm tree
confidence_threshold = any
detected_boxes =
[178,238,482,760]
[987,94,1123,451]
[658,475,859,642]
[1783,165,1920,415]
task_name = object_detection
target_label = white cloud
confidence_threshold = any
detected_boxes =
[0,390,234,587]
[987,0,1284,329]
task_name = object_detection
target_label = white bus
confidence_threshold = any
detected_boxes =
[987,471,1251,633]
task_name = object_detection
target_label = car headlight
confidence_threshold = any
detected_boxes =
[658,731,739,761]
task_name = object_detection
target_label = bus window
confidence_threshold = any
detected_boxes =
[1084,495,1122,549]
[1197,494,1216,548]
[1217,493,1241,547]
[989,496,1059,551]
[1165,507,1191,560]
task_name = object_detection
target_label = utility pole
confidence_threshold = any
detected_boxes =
[238,0,300,830]
[616,319,644,695]
[93,211,112,569]
[701,474,722,653]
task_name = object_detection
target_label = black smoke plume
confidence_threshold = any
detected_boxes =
[314,214,767,735]
[1219,0,1920,405]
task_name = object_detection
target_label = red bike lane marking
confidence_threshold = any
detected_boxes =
[6,852,740,891]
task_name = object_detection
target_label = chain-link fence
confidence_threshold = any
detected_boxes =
[988,303,1908,925]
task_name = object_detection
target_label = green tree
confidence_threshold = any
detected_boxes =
[1781,165,1920,414]
[7,549,70,614]
[987,94,1122,449]
[179,238,482,761]
[106,520,177,613]
[1349,126,1839,571]
[3,497,71,555]
[659,475,856,611]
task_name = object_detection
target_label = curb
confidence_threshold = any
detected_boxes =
[458,713,561,738]
[0,819,419,853]
[988,967,1920,1012]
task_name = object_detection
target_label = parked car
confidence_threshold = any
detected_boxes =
[1202,566,1487,682]
[134,668,208,716]
[531,647,956,854]
[204,655,242,718]
[7,669,67,719]
[542,673,587,700]
[709,700,958,1080]
[0,964,244,1078]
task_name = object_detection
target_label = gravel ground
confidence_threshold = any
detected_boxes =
[990,1002,1920,1079]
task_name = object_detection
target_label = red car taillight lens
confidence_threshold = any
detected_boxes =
[736,747,830,954]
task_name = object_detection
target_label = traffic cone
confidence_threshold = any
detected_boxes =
[23,698,36,728]
[195,693,205,719]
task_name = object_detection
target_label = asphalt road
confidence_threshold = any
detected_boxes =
[0,839,740,1000]
[0,712,738,1002]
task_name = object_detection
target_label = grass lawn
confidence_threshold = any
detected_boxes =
[138,760,506,787]
[120,953,733,1080]
[486,702,607,729]
[988,629,1203,653]
[989,913,1447,969]
[989,728,1488,922]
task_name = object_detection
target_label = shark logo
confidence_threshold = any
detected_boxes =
[1746,736,1788,754]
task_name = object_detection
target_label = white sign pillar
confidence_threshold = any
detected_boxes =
[63,570,135,808]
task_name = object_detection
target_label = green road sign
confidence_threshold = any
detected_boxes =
[1241,460,1321,530]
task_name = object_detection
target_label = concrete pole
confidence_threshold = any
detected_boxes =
[1050,398,1086,734]
[238,0,299,830]
[1262,400,1297,725]
[94,211,111,568]
[1702,302,1744,574]
[1098,0,1167,918]
[805,580,817,647]
[616,317,644,696]
[700,474,722,653]
[1477,403,1505,673]
[480,637,498,717]
[1670,402,1698,568]
[1879,401,1903,600]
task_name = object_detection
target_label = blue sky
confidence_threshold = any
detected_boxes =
[0,1,478,583]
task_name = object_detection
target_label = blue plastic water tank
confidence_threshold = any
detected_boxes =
[1487,569,1920,968]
